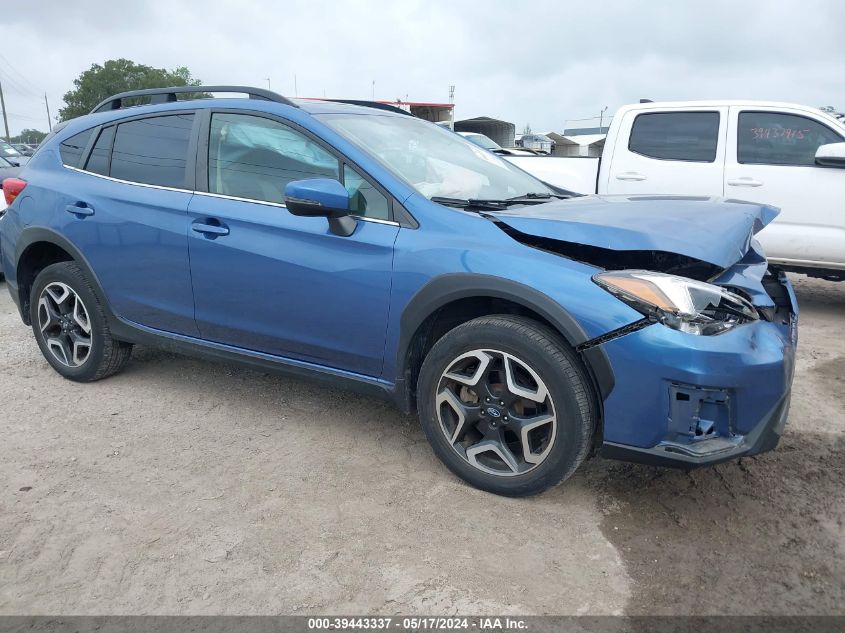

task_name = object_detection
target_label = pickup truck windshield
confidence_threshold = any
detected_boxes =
[319,114,552,201]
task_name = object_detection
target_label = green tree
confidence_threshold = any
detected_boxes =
[59,59,202,121]
[11,129,48,145]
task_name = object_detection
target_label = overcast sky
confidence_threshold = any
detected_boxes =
[3,0,844,136]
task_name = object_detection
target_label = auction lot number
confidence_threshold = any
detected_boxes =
[308,617,472,629]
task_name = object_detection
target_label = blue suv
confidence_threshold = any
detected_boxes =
[0,86,798,496]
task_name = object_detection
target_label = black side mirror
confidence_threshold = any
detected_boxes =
[284,178,357,237]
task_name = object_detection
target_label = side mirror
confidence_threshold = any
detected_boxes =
[284,178,357,237]
[815,142,845,168]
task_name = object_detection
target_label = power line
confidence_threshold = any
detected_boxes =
[6,111,44,121]
[0,70,42,101]
[0,52,45,97]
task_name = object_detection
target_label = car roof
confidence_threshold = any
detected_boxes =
[53,95,403,141]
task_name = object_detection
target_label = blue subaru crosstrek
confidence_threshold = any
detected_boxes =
[0,86,798,496]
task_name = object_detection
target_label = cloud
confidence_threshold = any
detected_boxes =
[2,0,843,135]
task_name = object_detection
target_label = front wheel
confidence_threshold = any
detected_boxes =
[417,315,596,497]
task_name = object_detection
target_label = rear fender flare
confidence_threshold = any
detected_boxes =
[14,227,116,326]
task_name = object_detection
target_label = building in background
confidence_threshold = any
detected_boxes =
[454,116,516,148]
[386,101,454,127]
[547,132,605,157]
[305,98,455,128]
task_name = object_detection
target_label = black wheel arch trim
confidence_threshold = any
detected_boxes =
[395,273,615,409]
[13,227,119,326]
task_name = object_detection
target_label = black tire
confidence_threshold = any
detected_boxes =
[417,315,595,497]
[30,261,132,382]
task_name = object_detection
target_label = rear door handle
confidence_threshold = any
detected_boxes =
[191,221,230,237]
[727,177,763,187]
[615,172,646,181]
[65,203,94,217]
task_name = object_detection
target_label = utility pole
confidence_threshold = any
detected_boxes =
[265,78,271,90]
[0,80,10,143]
[371,80,375,100]
[294,74,298,97]
[599,105,608,130]
[45,93,53,131]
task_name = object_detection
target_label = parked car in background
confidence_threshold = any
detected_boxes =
[1,86,797,496]
[457,131,541,156]
[0,155,21,277]
[0,154,20,179]
[508,100,845,281]
[0,140,29,166]
[12,143,35,157]
[517,133,553,154]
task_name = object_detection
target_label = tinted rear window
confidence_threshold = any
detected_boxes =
[110,114,195,188]
[59,129,95,167]
[629,112,720,162]
[84,126,115,176]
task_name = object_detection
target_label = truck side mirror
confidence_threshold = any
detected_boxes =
[815,142,845,168]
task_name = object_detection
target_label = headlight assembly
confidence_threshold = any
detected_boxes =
[593,270,758,336]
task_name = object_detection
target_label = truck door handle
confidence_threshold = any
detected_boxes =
[65,203,94,217]
[727,177,763,187]
[191,221,229,237]
[616,172,646,181]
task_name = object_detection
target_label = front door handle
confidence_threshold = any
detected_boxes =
[191,221,230,237]
[65,203,94,217]
[616,172,646,181]
[727,177,763,187]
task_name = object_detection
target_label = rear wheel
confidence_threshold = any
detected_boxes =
[30,262,132,382]
[417,315,595,496]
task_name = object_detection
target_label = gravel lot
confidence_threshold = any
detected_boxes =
[0,274,842,615]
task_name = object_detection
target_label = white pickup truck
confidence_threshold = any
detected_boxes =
[507,100,845,280]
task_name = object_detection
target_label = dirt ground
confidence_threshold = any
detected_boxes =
[0,274,842,616]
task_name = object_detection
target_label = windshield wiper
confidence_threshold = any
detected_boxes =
[431,192,568,211]
[506,192,570,202]
[430,196,511,210]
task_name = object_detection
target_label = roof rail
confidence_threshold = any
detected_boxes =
[90,85,298,114]
[325,99,415,116]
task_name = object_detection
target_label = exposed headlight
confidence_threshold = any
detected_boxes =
[593,270,758,335]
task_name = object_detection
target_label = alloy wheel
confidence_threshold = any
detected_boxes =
[37,282,93,368]
[436,348,557,476]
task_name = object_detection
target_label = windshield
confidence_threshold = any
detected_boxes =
[320,114,552,201]
[0,141,22,158]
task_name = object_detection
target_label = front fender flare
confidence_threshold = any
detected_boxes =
[394,273,614,407]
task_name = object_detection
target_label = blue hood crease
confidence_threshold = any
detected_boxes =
[489,195,779,270]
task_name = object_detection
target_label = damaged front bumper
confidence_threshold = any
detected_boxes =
[596,270,798,468]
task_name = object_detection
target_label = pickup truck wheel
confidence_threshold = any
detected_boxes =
[30,262,132,382]
[417,315,595,497]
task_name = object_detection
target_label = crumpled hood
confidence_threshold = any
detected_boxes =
[490,195,779,269]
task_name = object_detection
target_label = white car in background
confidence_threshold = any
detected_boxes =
[457,131,538,156]
[508,101,845,281]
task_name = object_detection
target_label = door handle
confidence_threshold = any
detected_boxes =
[727,177,763,187]
[65,203,94,217]
[615,172,646,181]
[191,222,230,237]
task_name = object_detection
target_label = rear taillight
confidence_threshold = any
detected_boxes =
[2,177,27,206]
